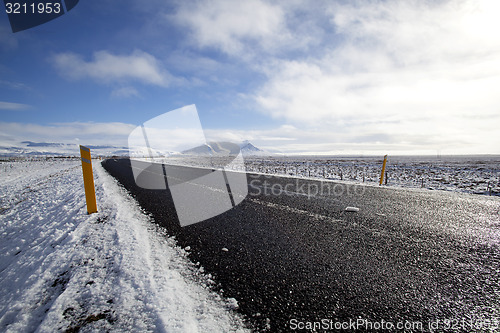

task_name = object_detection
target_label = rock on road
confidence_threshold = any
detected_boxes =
[102,158,500,332]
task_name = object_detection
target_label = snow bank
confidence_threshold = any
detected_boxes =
[0,160,248,332]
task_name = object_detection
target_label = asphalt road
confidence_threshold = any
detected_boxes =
[102,158,500,332]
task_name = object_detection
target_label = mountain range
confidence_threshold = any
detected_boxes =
[0,140,268,157]
[182,141,266,156]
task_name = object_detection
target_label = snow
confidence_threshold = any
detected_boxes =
[123,154,499,197]
[0,142,129,158]
[0,159,248,332]
[244,155,500,196]
[0,140,266,158]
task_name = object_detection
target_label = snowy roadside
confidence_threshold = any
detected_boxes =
[0,160,248,332]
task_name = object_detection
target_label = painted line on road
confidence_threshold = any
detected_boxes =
[248,198,345,223]
[129,162,404,241]
[248,198,402,242]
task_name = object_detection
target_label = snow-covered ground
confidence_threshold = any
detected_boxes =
[0,159,248,332]
[244,155,500,196]
[131,154,500,196]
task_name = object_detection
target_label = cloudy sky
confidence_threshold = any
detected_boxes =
[1,0,499,155]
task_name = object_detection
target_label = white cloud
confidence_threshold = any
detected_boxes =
[172,0,290,56]
[0,121,136,147]
[206,118,499,155]
[0,80,31,91]
[0,101,31,110]
[328,0,500,67]
[250,0,500,154]
[111,86,141,99]
[53,50,174,87]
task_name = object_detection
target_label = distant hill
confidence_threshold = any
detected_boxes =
[0,140,269,158]
[181,141,268,156]
[181,143,215,156]
[22,141,66,148]
[0,141,130,157]
[239,141,266,156]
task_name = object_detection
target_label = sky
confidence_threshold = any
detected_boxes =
[1,0,499,155]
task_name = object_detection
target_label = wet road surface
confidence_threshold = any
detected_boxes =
[102,159,500,332]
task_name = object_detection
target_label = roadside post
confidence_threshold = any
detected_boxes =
[80,145,98,214]
[379,154,388,186]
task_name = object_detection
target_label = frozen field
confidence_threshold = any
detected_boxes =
[244,155,500,196]
[141,154,499,196]
[0,159,247,332]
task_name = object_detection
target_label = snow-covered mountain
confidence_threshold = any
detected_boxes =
[239,141,267,156]
[181,141,268,156]
[0,141,130,157]
[181,143,216,156]
[0,140,270,158]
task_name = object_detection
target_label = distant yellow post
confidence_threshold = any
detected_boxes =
[379,154,388,186]
[80,145,97,214]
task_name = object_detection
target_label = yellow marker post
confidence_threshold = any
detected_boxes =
[379,154,388,186]
[80,145,97,214]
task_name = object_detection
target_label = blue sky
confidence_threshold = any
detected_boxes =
[1,0,499,155]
